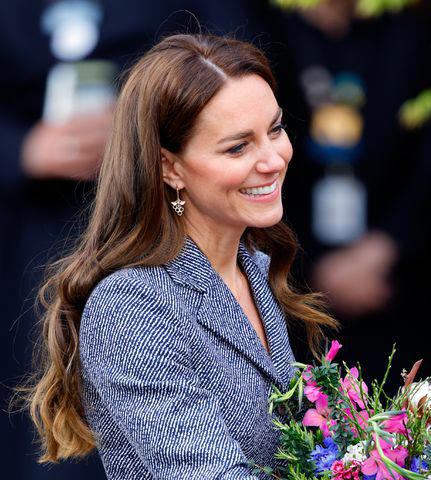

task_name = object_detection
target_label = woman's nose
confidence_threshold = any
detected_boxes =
[255,141,292,173]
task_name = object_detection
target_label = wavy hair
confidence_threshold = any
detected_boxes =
[22,33,337,462]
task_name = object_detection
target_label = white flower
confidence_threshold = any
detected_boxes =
[342,441,367,465]
[408,380,431,409]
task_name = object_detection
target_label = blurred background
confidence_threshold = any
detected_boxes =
[0,0,430,478]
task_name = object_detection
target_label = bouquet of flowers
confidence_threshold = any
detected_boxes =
[253,342,431,480]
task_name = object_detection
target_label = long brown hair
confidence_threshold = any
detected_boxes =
[24,33,337,463]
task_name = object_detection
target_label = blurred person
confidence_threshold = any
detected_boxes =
[268,0,431,387]
[0,1,212,478]
[21,107,113,181]
[292,0,401,320]
[0,4,112,479]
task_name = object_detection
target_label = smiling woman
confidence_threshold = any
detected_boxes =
[162,75,292,240]
[24,34,337,479]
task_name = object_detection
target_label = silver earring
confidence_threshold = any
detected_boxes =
[171,186,185,216]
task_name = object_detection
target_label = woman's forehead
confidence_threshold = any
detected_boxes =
[191,75,278,142]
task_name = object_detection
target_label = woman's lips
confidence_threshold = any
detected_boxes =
[239,179,277,196]
[239,180,279,202]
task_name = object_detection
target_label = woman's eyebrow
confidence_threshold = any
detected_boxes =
[216,107,283,144]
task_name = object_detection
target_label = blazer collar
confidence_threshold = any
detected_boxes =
[164,237,294,390]
[164,236,265,293]
[164,237,217,293]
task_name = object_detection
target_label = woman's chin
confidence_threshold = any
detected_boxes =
[246,210,283,229]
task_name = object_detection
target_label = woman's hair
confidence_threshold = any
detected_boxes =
[23,33,337,462]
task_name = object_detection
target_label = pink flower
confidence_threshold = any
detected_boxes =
[356,409,372,432]
[361,435,408,480]
[302,366,316,386]
[331,459,362,480]
[382,413,408,436]
[303,394,336,437]
[341,368,369,409]
[304,384,324,402]
[303,366,326,402]
[331,460,345,475]
[344,408,372,437]
[326,340,343,362]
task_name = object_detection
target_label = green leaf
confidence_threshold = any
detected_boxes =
[297,376,304,411]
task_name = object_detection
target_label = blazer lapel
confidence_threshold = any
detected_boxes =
[238,244,296,390]
[164,237,293,390]
[196,278,285,389]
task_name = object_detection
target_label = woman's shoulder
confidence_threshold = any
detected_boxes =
[80,265,190,356]
[79,265,197,385]
[86,264,169,307]
[82,265,180,333]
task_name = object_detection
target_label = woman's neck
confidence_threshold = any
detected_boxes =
[185,221,245,290]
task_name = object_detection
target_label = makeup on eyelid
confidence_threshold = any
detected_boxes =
[216,107,283,146]
[225,123,287,155]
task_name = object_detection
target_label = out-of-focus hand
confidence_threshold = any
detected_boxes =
[311,231,398,317]
[21,107,113,181]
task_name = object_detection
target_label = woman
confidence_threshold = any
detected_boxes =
[27,34,336,479]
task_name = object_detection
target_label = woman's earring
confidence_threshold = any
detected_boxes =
[171,186,186,216]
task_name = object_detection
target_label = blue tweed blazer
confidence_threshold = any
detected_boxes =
[80,238,296,479]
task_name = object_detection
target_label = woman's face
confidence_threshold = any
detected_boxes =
[163,74,293,238]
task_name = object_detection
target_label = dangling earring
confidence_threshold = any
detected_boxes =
[171,186,186,216]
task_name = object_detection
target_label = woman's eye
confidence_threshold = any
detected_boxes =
[271,123,287,135]
[226,142,247,155]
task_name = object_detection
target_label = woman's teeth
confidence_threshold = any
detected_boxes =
[240,181,276,196]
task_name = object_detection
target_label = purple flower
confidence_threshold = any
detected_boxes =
[410,457,427,474]
[323,437,338,452]
[311,437,338,474]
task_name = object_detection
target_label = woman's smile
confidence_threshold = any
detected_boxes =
[162,74,293,235]
[239,179,279,202]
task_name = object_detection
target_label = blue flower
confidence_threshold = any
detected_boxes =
[323,437,338,453]
[410,457,427,474]
[310,437,338,474]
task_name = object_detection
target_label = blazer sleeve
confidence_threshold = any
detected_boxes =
[80,274,260,480]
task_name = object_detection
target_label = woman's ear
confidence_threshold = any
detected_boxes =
[161,147,185,189]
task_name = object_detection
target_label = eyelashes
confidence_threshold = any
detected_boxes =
[271,123,287,135]
[225,123,287,155]
[227,143,248,155]
[273,123,287,132]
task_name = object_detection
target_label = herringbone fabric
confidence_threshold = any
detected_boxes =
[80,237,296,479]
